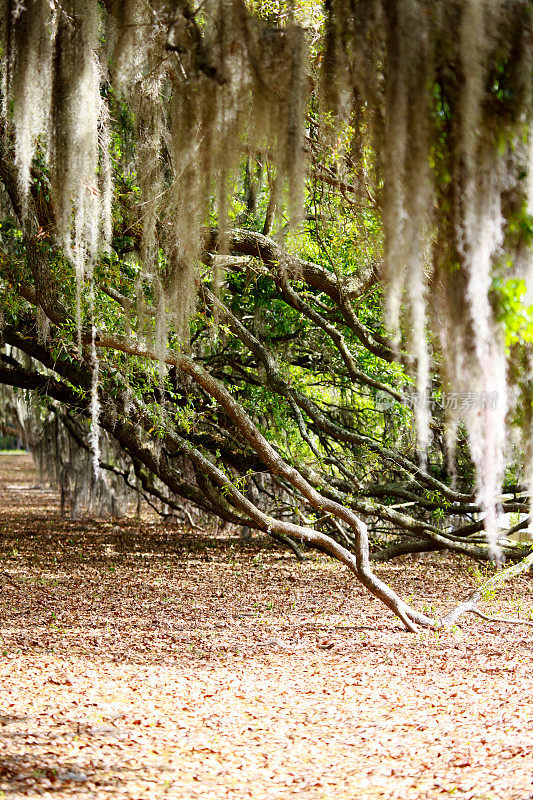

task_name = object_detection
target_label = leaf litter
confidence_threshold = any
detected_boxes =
[0,453,532,799]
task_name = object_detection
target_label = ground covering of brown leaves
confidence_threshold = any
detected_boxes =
[1,453,533,799]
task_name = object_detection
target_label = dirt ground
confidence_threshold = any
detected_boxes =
[1,452,532,800]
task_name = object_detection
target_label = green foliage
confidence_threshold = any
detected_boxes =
[493,276,533,348]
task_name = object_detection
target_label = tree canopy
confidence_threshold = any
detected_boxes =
[0,0,532,631]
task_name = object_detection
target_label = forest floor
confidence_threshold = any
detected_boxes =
[0,453,532,800]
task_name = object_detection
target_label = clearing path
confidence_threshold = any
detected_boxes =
[1,453,532,799]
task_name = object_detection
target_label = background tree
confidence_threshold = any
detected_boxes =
[0,0,532,631]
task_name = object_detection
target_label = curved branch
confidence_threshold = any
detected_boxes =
[199,282,474,504]
[95,330,436,631]
[437,550,533,629]
[221,228,396,363]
